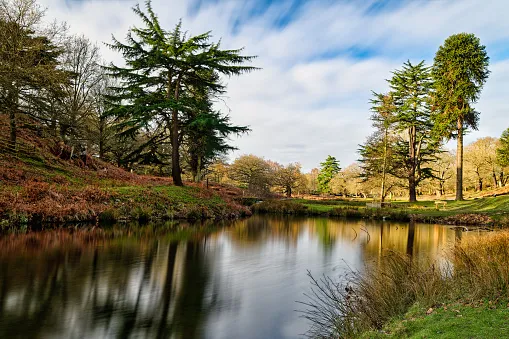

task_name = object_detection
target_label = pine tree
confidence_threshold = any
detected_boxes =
[104,0,257,185]
[182,76,249,182]
[359,92,396,202]
[496,128,509,186]
[360,62,439,202]
[317,155,341,194]
[185,110,249,182]
[432,33,490,200]
[388,60,438,202]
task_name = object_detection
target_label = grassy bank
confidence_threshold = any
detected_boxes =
[0,173,250,227]
[252,197,509,226]
[301,230,509,338]
[0,125,249,227]
[361,301,509,338]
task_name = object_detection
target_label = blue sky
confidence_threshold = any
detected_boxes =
[43,0,509,171]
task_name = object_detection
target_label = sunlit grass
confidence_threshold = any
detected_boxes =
[301,230,509,338]
[291,196,509,225]
[361,301,509,338]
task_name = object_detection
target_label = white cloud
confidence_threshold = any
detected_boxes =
[38,0,509,171]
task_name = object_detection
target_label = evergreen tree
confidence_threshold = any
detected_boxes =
[359,92,396,202]
[389,60,438,202]
[431,33,490,200]
[497,128,509,167]
[185,110,249,182]
[360,62,439,202]
[317,155,341,194]
[105,0,256,185]
[182,78,249,182]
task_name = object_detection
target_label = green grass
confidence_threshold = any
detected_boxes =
[289,196,509,225]
[362,302,509,339]
[110,185,225,206]
[303,230,509,338]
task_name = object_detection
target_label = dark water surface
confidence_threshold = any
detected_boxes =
[0,216,479,338]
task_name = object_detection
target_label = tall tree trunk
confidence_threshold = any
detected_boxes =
[99,117,105,159]
[500,171,505,187]
[456,116,464,200]
[286,186,292,198]
[170,76,183,186]
[408,126,417,202]
[195,156,202,183]
[171,108,183,186]
[409,176,417,202]
[380,127,388,202]
[492,170,498,189]
[478,178,483,191]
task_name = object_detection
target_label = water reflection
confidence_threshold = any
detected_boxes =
[0,217,481,338]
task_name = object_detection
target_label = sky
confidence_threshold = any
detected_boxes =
[39,0,509,171]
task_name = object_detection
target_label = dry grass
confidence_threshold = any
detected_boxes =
[0,114,250,225]
[450,231,509,300]
[300,231,509,338]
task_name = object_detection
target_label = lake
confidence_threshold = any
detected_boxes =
[0,216,479,338]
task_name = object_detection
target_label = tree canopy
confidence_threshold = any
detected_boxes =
[104,0,257,185]
[431,33,490,200]
[317,155,341,194]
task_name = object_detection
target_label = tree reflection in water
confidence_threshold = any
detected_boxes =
[0,217,477,339]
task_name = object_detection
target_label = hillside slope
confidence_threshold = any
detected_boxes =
[0,115,249,227]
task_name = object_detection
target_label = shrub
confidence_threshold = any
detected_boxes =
[98,209,120,222]
[130,206,153,223]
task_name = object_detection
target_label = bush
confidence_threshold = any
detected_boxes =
[130,206,153,223]
[98,209,120,222]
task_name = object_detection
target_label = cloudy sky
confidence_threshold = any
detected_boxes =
[39,0,509,171]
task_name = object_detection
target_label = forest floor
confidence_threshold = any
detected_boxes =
[0,117,249,228]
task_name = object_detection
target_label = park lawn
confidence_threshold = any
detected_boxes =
[296,196,509,223]
[361,301,509,339]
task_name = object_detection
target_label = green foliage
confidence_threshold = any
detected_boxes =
[105,0,257,185]
[431,33,490,200]
[359,92,396,197]
[389,61,438,201]
[431,33,490,138]
[362,301,509,339]
[317,155,341,193]
[497,127,509,167]
[360,62,439,201]
[185,109,250,182]
[0,1,69,146]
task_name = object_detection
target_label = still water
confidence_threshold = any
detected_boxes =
[0,216,478,338]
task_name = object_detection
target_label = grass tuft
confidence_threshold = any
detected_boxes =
[300,230,509,338]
